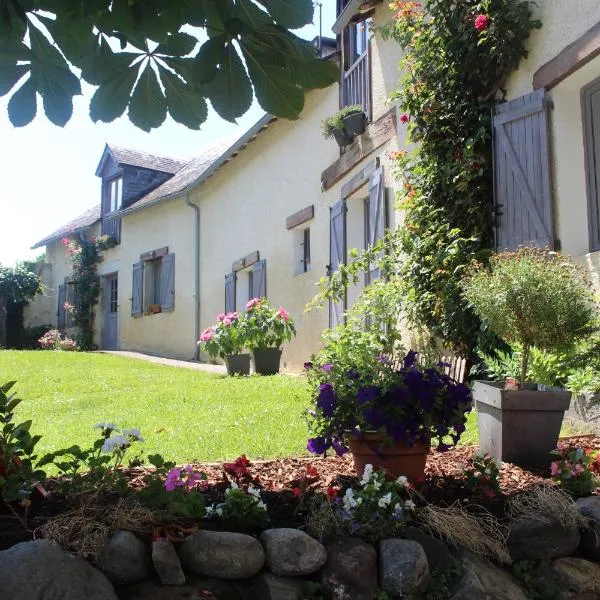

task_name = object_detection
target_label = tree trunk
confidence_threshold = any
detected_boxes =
[0,295,7,348]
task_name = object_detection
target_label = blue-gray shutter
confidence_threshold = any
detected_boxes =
[160,253,175,312]
[131,262,143,316]
[329,200,347,328]
[57,284,67,329]
[251,259,267,298]
[225,272,236,312]
[366,165,386,283]
[493,89,554,251]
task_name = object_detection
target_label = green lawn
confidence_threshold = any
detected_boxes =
[0,351,312,464]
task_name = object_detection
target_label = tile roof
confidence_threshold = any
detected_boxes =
[108,145,189,174]
[32,205,101,249]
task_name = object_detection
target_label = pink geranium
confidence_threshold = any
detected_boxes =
[276,307,290,321]
[550,462,561,476]
[217,313,226,322]
[200,327,214,342]
[246,298,261,311]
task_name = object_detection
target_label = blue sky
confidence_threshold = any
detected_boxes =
[0,2,336,266]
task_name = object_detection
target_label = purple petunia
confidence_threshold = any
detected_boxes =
[356,386,379,405]
[322,363,334,373]
[403,350,419,369]
[332,438,349,456]
[363,406,386,429]
[304,362,314,370]
[317,383,336,418]
[307,437,329,454]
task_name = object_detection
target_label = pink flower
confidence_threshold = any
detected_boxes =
[200,327,214,342]
[400,113,409,124]
[223,317,232,326]
[217,313,226,322]
[246,298,261,311]
[164,468,183,492]
[550,462,561,476]
[474,14,489,31]
[574,464,585,475]
[226,312,239,321]
[276,307,289,321]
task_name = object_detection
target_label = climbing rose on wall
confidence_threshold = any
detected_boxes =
[474,14,490,31]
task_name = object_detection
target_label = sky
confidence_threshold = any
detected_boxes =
[0,2,336,266]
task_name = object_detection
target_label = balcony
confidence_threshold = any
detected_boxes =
[101,213,121,244]
[342,49,371,121]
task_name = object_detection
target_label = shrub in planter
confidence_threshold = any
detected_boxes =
[199,312,250,376]
[321,105,366,147]
[463,248,599,468]
[304,325,472,479]
[244,299,296,375]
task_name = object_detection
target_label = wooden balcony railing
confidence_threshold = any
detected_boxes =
[101,213,121,244]
[342,48,371,121]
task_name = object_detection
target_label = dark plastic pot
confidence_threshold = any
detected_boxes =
[332,128,353,148]
[348,433,429,481]
[342,111,367,138]
[252,348,282,375]
[224,353,251,376]
[473,381,571,469]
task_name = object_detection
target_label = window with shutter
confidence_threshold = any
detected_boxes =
[160,253,175,312]
[364,165,386,284]
[131,262,143,316]
[493,89,554,251]
[251,259,267,298]
[582,76,600,251]
[329,200,347,328]
[57,284,67,329]
[225,273,236,312]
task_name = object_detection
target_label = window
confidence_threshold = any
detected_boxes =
[109,277,118,314]
[583,77,600,251]
[144,258,163,309]
[293,228,311,275]
[341,17,373,120]
[131,252,175,316]
[345,18,372,69]
[107,177,123,213]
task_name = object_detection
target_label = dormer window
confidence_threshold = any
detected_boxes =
[108,177,123,213]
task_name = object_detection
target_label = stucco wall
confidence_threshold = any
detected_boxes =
[191,85,340,370]
[504,2,600,273]
[23,261,56,329]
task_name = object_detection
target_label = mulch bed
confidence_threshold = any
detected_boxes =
[2,436,599,551]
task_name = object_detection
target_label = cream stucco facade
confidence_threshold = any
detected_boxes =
[503,1,600,283]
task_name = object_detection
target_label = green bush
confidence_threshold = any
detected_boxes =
[320,104,364,138]
[463,248,597,386]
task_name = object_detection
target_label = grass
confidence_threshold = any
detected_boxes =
[0,351,312,464]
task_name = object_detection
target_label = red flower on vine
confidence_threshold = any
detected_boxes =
[400,113,410,124]
[474,14,489,32]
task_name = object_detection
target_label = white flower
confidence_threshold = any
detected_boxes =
[257,500,267,510]
[404,500,416,511]
[225,482,239,495]
[94,422,118,432]
[101,434,130,453]
[205,505,215,518]
[216,507,223,517]
[378,492,392,508]
[122,428,144,442]
[343,488,358,511]
[396,476,409,488]
[360,464,374,486]
[484,468,491,475]
[247,485,261,498]
[393,502,404,517]
[372,480,382,491]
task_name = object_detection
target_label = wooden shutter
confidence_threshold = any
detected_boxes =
[160,253,175,312]
[225,273,236,312]
[365,165,386,283]
[251,259,267,298]
[57,284,67,329]
[493,89,554,251]
[131,262,143,316]
[329,200,347,328]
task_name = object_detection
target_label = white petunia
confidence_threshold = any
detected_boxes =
[372,480,382,491]
[396,475,409,488]
[122,428,144,442]
[247,485,261,498]
[404,500,416,511]
[393,502,404,517]
[205,505,215,518]
[343,488,358,511]
[484,468,491,475]
[378,492,392,508]
[360,464,374,486]
[101,435,130,453]
[257,500,267,510]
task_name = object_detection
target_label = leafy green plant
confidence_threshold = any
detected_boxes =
[244,298,296,351]
[320,104,364,138]
[462,451,501,498]
[550,445,600,497]
[464,248,597,387]
[208,483,270,532]
[0,381,46,524]
[199,311,247,359]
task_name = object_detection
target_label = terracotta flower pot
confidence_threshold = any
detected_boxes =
[348,433,429,481]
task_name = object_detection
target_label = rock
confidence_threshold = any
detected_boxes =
[550,557,600,600]
[576,497,600,561]
[507,517,580,560]
[379,538,429,598]
[0,539,118,600]
[260,528,327,576]
[117,573,246,599]
[450,553,527,600]
[405,526,456,573]
[253,573,307,600]
[100,529,153,584]
[179,530,265,579]
[152,538,185,585]
[321,537,378,600]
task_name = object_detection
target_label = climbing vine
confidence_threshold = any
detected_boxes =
[62,235,115,350]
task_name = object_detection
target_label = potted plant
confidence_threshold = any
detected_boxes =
[340,104,367,138]
[304,326,473,480]
[199,312,250,376]
[244,298,296,375]
[463,248,598,469]
[321,112,353,148]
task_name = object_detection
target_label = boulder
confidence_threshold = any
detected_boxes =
[379,539,429,598]
[0,540,118,600]
[450,553,527,600]
[576,497,600,561]
[179,530,265,579]
[152,538,185,585]
[321,537,378,600]
[260,528,327,576]
[252,573,307,600]
[100,529,153,584]
[507,517,580,561]
[550,557,600,600]
[404,526,456,573]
